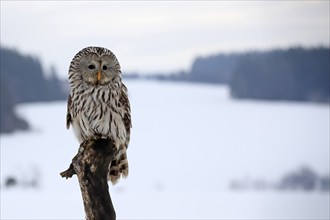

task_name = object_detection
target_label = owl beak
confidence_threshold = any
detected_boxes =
[97,70,101,81]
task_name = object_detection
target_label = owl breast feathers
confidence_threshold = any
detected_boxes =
[66,46,131,184]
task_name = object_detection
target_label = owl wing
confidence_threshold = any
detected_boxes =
[66,94,73,129]
[119,84,132,149]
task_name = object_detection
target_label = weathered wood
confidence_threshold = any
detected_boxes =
[61,138,116,220]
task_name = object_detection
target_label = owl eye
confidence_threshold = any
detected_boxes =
[88,64,95,70]
[102,65,107,70]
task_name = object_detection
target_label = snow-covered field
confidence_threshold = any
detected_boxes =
[1,80,329,219]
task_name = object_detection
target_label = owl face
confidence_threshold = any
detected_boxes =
[69,47,121,87]
[78,53,119,85]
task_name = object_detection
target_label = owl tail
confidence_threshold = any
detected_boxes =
[108,145,129,185]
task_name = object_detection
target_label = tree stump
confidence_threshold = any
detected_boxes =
[60,138,116,220]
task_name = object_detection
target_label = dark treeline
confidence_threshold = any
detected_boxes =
[230,47,329,102]
[0,47,67,133]
[0,77,29,133]
[189,53,240,84]
[2,46,329,133]
[134,47,329,103]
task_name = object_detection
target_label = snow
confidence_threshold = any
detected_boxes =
[1,80,329,219]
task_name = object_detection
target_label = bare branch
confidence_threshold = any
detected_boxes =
[61,138,116,220]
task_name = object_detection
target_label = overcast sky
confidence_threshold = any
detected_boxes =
[1,1,329,78]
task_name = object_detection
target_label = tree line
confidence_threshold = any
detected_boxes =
[2,46,329,133]
[138,47,329,103]
[230,47,329,102]
[0,47,67,133]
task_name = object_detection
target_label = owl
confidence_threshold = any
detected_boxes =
[66,46,131,185]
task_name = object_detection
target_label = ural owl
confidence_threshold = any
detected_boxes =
[66,46,131,184]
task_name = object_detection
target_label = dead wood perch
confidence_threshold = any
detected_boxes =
[60,138,116,220]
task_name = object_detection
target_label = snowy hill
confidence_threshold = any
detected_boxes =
[1,80,329,219]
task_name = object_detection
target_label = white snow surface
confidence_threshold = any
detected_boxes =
[1,80,329,219]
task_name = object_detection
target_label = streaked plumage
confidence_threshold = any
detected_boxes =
[66,46,131,184]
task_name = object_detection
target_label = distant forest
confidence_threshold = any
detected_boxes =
[134,47,329,103]
[0,47,67,133]
[1,46,329,133]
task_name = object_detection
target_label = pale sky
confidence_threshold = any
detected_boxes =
[1,1,329,78]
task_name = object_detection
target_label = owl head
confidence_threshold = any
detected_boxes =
[68,46,121,87]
